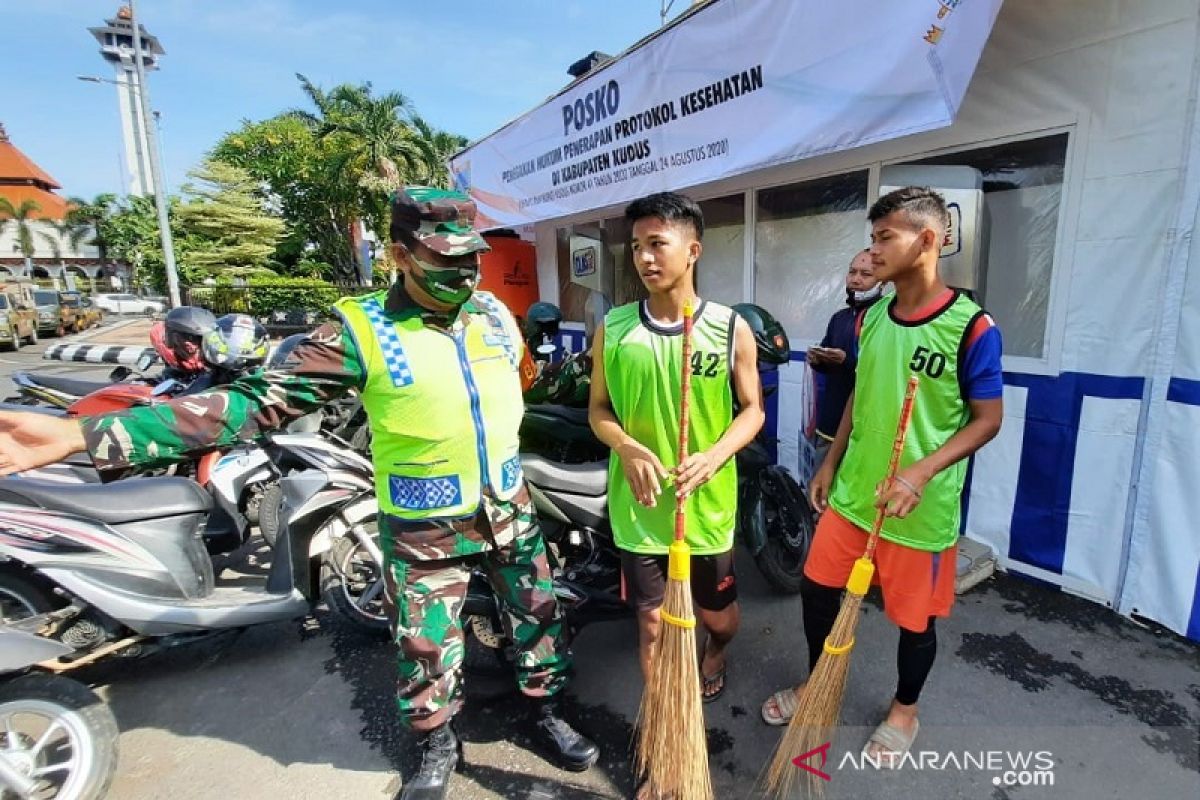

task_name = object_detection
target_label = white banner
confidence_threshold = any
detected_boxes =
[452,0,1003,228]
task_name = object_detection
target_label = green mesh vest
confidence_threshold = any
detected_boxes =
[603,300,738,555]
[829,290,986,551]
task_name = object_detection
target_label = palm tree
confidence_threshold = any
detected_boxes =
[411,115,469,188]
[67,194,117,269]
[292,74,422,191]
[0,198,41,276]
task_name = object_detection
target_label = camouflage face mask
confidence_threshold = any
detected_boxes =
[409,254,480,307]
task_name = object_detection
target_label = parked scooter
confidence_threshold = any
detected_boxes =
[0,431,384,709]
[0,625,118,800]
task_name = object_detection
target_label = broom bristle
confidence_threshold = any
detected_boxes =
[635,578,713,800]
[762,593,866,799]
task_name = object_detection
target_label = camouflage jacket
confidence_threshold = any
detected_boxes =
[81,284,527,561]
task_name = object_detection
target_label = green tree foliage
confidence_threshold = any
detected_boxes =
[174,159,284,275]
[212,75,467,284]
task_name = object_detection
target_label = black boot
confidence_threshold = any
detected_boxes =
[530,697,600,772]
[396,723,463,800]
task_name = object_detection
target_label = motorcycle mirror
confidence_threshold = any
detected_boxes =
[135,351,157,372]
[109,366,132,382]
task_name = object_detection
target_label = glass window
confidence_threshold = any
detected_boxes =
[902,133,1069,358]
[34,292,58,305]
[696,194,745,306]
[754,171,870,344]
[0,296,9,310]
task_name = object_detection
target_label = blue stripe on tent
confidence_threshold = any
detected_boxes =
[1001,372,1144,575]
[1167,377,1200,406]
[762,367,781,462]
[1188,564,1200,641]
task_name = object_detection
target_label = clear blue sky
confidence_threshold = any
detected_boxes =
[2,0,685,200]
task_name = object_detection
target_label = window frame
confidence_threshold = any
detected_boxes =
[537,121,1080,376]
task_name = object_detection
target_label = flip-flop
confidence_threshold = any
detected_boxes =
[861,719,920,768]
[701,666,726,704]
[760,688,800,726]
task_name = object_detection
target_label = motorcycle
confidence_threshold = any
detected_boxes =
[251,421,632,645]
[0,625,119,800]
[0,432,383,700]
[6,350,162,411]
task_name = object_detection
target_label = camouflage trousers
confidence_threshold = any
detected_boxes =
[381,496,572,731]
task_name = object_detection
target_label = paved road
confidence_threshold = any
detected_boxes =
[2,320,1197,799]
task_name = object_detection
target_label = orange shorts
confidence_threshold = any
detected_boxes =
[803,509,956,633]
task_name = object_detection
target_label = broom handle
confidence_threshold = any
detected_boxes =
[863,375,920,561]
[674,300,695,543]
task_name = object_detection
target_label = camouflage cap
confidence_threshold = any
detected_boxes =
[391,186,490,257]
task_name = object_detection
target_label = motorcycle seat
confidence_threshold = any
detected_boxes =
[521,453,607,497]
[525,404,590,427]
[22,373,111,398]
[0,402,66,417]
[0,476,212,524]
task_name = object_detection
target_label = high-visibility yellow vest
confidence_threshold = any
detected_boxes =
[334,290,525,519]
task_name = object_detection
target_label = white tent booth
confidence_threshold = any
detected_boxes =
[452,0,1200,642]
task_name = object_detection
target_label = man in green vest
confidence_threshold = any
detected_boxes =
[759,187,1003,767]
[589,192,764,798]
[0,187,599,800]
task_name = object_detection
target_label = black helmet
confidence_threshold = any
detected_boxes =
[202,313,270,373]
[524,302,563,340]
[151,305,216,373]
[165,305,217,338]
[732,303,790,365]
[267,333,309,370]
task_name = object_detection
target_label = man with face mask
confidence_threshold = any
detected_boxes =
[0,186,598,800]
[807,249,883,467]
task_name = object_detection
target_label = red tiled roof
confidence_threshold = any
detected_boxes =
[0,185,71,220]
[0,139,61,190]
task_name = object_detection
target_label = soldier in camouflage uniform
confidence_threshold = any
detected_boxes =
[0,187,599,800]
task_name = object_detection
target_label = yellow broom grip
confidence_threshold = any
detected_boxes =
[667,539,691,581]
[845,558,875,596]
[823,637,855,656]
[661,610,696,629]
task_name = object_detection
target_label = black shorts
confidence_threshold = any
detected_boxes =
[620,549,738,612]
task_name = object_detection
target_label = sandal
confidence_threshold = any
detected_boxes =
[861,719,920,768]
[760,687,800,726]
[701,666,726,704]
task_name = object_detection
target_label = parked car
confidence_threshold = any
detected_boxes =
[32,289,81,337]
[92,293,165,315]
[0,290,38,350]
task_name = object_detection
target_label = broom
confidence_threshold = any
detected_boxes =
[763,375,920,798]
[634,299,713,800]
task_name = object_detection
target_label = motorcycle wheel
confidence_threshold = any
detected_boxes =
[320,531,390,632]
[753,471,815,595]
[0,673,119,800]
[462,614,513,678]
[0,571,57,622]
[257,483,283,549]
